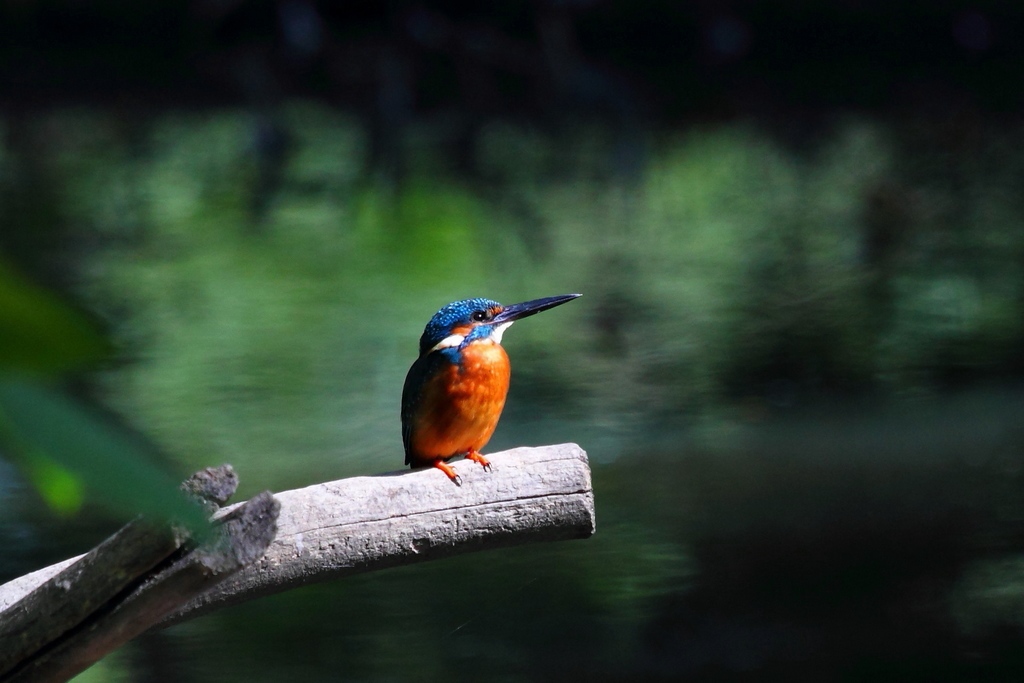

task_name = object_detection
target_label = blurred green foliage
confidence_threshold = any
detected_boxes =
[0,259,109,374]
[0,379,203,526]
[37,108,1021,482]
[0,254,202,526]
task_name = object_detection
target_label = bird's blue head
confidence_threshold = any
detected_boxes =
[418,294,581,357]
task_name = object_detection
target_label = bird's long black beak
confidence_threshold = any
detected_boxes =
[492,293,581,323]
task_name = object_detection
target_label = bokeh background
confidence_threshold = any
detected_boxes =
[2,2,1024,680]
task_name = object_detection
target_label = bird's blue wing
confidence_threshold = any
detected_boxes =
[401,362,419,466]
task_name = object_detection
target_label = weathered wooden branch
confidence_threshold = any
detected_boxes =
[0,443,594,681]
[5,492,279,683]
[167,443,594,624]
[0,518,184,677]
[0,465,274,683]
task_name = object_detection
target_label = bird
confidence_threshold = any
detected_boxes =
[401,293,581,485]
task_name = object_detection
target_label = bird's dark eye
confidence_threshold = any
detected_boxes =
[471,310,489,322]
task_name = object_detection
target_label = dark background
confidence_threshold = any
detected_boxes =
[1,2,1024,681]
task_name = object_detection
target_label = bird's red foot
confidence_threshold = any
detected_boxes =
[466,450,492,472]
[432,459,463,486]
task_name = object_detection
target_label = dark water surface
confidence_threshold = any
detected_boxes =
[2,110,1024,680]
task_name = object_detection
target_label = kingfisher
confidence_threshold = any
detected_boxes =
[401,293,581,485]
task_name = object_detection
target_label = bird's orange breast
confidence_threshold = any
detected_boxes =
[406,340,511,464]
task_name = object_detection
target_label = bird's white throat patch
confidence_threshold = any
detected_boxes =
[489,321,514,344]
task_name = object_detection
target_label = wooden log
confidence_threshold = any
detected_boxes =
[0,443,594,675]
[180,464,241,510]
[0,464,240,679]
[0,519,182,678]
[166,443,595,625]
[4,491,279,683]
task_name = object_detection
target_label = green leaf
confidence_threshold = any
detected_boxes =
[0,378,205,529]
[0,259,110,374]
[20,451,85,515]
